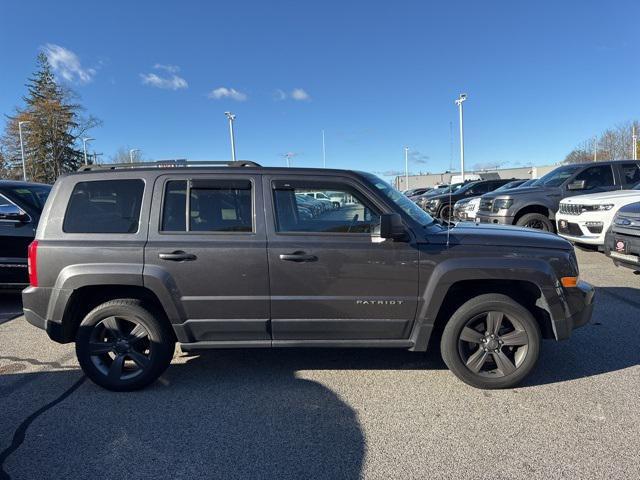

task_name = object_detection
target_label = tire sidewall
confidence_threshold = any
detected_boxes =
[76,301,174,391]
[516,213,554,232]
[441,294,541,389]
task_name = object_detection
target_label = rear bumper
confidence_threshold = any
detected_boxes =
[22,285,69,343]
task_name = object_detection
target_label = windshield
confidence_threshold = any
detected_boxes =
[534,165,582,187]
[455,182,479,193]
[493,180,522,192]
[5,184,51,212]
[360,173,435,226]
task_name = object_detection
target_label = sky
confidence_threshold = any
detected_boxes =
[1,0,639,180]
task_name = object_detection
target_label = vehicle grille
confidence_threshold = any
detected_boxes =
[559,203,583,215]
[479,199,493,211]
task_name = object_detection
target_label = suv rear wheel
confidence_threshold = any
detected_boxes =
[515,212,554,232]
[75,299,175,391]
[440,294,540,389]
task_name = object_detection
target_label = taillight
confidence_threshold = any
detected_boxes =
[28,240,38,287]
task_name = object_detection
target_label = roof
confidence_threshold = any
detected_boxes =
[0,179,51,188]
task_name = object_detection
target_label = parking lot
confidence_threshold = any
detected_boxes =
[0,248,638,480]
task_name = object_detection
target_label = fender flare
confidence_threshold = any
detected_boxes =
[409,256,566,351]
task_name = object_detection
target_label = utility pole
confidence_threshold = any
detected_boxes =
[82,137,94,166]
[404,147,409,190]
[93,152,104,164]
[322,130,326,168]
[129,149,140,163]
[633,125,638,160]
[454,94,467,181]
[225,112,237,162]
[18,121,30,181]
[593,136,597,162]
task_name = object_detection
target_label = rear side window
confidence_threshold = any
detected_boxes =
[573,165,615,189]
[161,179,253,233]
[63,180,144,233]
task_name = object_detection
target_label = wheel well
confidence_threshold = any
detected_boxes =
[430,279,555,344]
[513,205,551,224]
[60,285,175,342]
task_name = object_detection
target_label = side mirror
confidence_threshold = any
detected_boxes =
[0,204,29,223]
[379,213,407,240]
[567,179,586,191]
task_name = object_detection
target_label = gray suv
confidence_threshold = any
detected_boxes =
[22,161,594,391]
[476,160,640,231]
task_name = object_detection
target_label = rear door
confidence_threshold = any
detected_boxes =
[616,162,640,188]
[144,173,270,345]
[263,174,420,343]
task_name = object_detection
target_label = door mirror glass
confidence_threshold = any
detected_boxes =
[567,179,586,191]
[379,213,407,240]
[0,204,29,222]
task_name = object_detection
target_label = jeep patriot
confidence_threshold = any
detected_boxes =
[22,161,594,391]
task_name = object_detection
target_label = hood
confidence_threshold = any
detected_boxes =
[616,201,640,218]
[427,222,573,250]
[483,185,556,199]
[562,189,640,205]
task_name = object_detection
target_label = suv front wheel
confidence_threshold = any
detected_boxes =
[440,294,541,389]
[515,213,554,232]
[75,299,175,391]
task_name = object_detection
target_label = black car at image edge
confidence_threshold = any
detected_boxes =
[22,160,594,391]
[0,180,51,289]
[604,201,640,271]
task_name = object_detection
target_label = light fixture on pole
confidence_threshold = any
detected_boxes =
[82,137,94,165]
[322,130,326,168]
[282,152,296,168]
[129,149,140,163]
[225,112,237,162]
[18,120,30,181]
[454,93,467,181]
[404,147,409,190]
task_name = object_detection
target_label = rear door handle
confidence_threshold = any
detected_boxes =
[279,251,318,262]
[158,251,197,261]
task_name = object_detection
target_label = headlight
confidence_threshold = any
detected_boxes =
[595,204,614,211]
[492,199,513,211]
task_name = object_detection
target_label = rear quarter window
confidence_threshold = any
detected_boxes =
[63,179,145,233]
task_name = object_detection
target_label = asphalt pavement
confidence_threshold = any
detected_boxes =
[0,248,639,479]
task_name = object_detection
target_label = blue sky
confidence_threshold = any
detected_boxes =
[1,1,639,179]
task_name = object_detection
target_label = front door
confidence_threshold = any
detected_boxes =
[263,175,420,342]
[144,173,270,345]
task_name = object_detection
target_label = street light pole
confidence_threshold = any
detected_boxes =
[404,147,409,190]
[322,130,326,168]
[633,125,638,161]
[593,136,597,162]
[129,149,140,163]
[82,137,94,165]
[225,112,237,162]
[454,93,467,182]
[18,121,30,181]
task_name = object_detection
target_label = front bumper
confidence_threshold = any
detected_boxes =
[476,212,514,225]
[556,214,608,245]
[604,230,640,271]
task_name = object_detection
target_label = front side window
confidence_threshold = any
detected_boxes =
[573,165,614,190]
[161,179,253,233]
[63,180,144,233]
[273,181,380,234]
[620,163,640,187]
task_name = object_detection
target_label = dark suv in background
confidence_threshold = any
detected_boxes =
[23,161,593,391]
[424,178,519,220]
[476,160,640,231]
[0,180,51,289]
[605,201,640,272]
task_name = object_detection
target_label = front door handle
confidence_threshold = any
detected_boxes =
[279,251,318,262]
[158,251,197,261]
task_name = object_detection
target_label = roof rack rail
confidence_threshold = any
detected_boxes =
[77,160,261,172]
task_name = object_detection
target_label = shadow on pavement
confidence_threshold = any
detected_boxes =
[525,286,640,387]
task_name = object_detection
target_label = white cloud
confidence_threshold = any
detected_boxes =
[140,64,188,90]
[291,88,311,101]
[42,44,96,84]
[208,87,248,101]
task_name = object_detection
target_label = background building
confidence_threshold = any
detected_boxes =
[395,164,558,190]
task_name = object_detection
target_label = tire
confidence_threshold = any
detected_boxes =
[515,213,554,232]
[75,299,175,391]
[440,293,541,389]
[439,205,453,221]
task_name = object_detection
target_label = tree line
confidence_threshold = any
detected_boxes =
[563,121,640,164]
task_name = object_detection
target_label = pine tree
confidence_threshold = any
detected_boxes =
[1,53,99,183]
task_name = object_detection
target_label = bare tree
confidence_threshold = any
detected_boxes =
[564,120,639,164]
